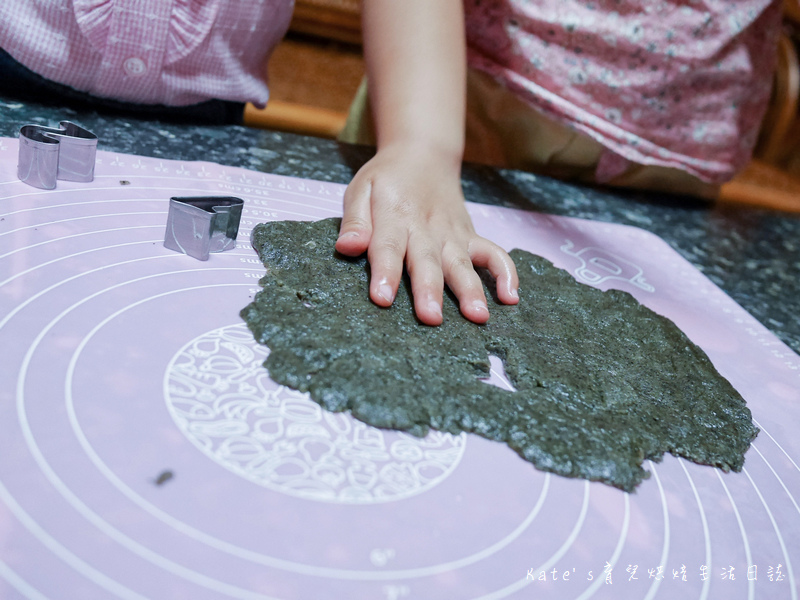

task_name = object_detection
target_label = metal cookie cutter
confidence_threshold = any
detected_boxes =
[163,196,245,261]
[17,121,98,190]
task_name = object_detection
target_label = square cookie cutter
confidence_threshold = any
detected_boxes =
[17,121,98,190]
[163,196,245,261]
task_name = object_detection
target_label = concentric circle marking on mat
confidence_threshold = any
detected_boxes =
[165,324,467,504]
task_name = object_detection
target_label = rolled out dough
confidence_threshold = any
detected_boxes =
[240,218,757,492]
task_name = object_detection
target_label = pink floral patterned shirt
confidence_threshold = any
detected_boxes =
[464,0,783,182]
[0,0,294,107]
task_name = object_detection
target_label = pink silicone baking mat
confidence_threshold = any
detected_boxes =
[1,138,798,599]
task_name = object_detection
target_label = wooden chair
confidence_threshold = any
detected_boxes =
[242,0,358,139]
[719,0,800,212]
[289,0,361,45]
[754,34,799,164]
[243,100,347,139]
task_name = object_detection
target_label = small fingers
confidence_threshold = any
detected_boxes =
[468,238,519,305]
[368,232,407,309]
[336,176,373,257]
[441,244,491,324]
[406,243,445,326]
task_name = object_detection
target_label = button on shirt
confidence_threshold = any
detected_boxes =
[0,0,294,106]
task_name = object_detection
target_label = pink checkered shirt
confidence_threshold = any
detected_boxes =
[0,0,294,106]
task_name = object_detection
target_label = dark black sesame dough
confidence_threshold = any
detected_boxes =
[240,218,757,492]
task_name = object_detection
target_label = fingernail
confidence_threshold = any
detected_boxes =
[509,286,519,300]
[338,231,359,240]
[472,300,489,315]
[377,280,394,303]
[428,299,442,317]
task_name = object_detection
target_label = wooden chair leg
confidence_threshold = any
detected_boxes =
[758,33,800,163]
[719,159,800,213]
[243,101,348,139]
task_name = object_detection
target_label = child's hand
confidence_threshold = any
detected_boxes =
[340,0,517,325]
[335,144,519,326]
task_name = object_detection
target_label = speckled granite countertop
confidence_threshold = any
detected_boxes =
[2,96,798,355]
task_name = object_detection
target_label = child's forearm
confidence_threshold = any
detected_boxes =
[361,0,466,163]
